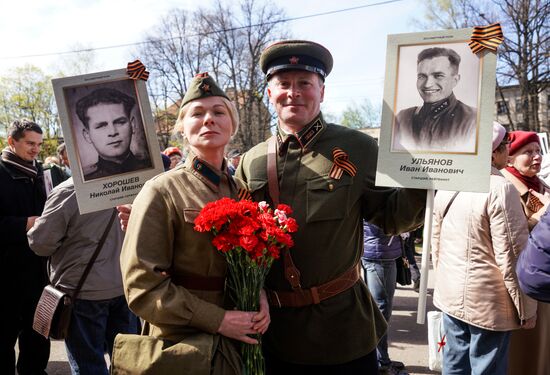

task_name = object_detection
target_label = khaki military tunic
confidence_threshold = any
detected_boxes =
[236,114,426,365]
[120,153,242,374]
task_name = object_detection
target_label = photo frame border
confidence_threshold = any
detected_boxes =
[53,68,164,214]
[375,28,497,192]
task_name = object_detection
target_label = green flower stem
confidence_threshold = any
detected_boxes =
[225,250,270,375]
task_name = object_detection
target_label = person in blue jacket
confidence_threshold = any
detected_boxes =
[362,221,405,374]
[517,200,550,303]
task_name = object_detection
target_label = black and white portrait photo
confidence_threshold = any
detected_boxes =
[64,80,153,181]
[391,43,480,153]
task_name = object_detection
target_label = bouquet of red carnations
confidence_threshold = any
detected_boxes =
[194,198,298,375]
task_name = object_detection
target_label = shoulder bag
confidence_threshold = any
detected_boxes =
[32,209,117,339]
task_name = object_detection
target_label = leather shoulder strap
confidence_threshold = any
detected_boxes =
[267,136,279,207]
[267,135,302,289]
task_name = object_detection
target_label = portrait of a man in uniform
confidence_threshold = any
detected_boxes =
[392,46,479,153]
[74,86,152,181]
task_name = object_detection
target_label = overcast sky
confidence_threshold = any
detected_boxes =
[0,0,425,118]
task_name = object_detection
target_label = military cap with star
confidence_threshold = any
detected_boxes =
[180,72,229,108]
[260,40,334,80]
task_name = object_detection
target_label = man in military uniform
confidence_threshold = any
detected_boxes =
[392,47,477,153]
[236,40,426,374]
[76,87,152,180]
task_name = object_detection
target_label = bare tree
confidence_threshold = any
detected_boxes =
[137,0,288,152]
[52,43,99,76]
[492,0,549,132]
[198,0,288,151]
[415,0,549,132]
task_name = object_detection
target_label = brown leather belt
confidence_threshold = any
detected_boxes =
[171,273,226,291]
[266,264,361,308]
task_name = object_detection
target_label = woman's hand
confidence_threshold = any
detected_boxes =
[218,310,260,344]
[116,204,132,231]
[218,290,270,343]
[252,289,271,334]
[522,314,537,330]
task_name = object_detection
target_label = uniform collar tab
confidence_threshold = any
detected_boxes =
[276,113,326,154]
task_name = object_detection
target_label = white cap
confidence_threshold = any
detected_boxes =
[492,122,506,151]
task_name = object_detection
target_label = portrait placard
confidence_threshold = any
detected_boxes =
[53,69,163,214]
[376,28,497,192]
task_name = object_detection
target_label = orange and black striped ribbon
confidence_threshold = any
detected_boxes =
[329,148,357,180]
[127,60,150,81]
[237,188,252,201]
[528,193,544,213]
[468,23,504,54]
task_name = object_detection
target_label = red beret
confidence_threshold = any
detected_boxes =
[163,146,182,157]
[508,131,540,156]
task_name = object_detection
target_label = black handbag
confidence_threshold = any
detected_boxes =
[395,236,412,286]
[395,256,412,286]
[33,209,117,339]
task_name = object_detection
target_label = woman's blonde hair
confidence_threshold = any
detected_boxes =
[173,97,239,147]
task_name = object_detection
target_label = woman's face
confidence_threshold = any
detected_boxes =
[509,141,542,177]
[182,96,233,154]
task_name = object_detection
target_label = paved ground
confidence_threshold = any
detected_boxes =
[34,257,438,374]
[388,263,439,375]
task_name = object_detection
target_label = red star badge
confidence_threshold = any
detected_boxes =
[289,56,299,64]
[201,83,210,92]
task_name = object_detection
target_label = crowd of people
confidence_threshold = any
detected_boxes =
[1,38,549,375]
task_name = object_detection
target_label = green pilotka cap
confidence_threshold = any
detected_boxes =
[180,72,229,108]
[260,40,334,81]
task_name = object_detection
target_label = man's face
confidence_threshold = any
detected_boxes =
[82,103,134,162]
[8,130,43,162]
[416,56,459,104]
[267,70,325,132]
[169,154,182,169]
[230,155,241,168]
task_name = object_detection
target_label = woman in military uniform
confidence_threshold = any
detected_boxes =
[119,73,269,374]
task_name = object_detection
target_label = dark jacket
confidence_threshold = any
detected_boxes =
[517,207,550,303]
[84,152,152,181]
[237,113,425,364]
[0,159,48,292]
[362,222,402,260]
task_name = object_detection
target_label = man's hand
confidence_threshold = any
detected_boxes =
[252,289,271,334]
[116,204,132,231]
[26,216,39,232]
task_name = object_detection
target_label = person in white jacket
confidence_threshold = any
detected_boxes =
[431,122,537,374]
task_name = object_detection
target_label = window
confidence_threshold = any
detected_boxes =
[496,101,508,115]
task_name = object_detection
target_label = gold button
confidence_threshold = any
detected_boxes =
[328,183,334,191]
